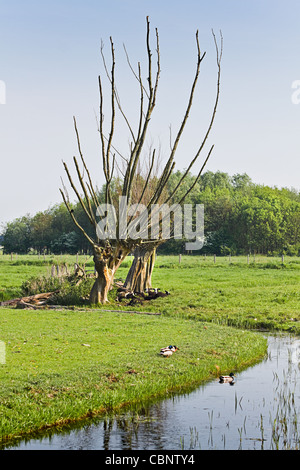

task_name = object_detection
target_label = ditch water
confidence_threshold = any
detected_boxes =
[5,333,300,450]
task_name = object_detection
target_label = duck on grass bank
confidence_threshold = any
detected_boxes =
[219,372,235,385]
[159,345,179,357]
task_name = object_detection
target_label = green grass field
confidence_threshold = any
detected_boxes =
[1,253,300,334]
[0,253,299,443]
[149,255,300,333]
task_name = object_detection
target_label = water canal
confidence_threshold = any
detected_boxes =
[5,333,300,450]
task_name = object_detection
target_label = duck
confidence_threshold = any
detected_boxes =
[116,291,135,302]
[144,290,170,300]
[145,288,159,294]
[219,372,235,384]
[155,290,171,298]
[159,345,179,357]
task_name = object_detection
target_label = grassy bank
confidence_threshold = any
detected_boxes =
[0,308,267,444]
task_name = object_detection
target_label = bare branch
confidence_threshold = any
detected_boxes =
[73,116,100,209]
[123,17,160,203]
[123,43,150,99]
[163,29,223,204]
[108,153,116,183]
[105,36,116,181]
[62,160,95,227]
[177,145,214,205]
[136,62,145,141]
[72,156,97,227]
[60,175,70,203]
[127,148,156,226]
[59,188,96,246]
[114,159,126,178]
[169,124,173,151]
[101,39,136,143]
[153,31,205,203]
[98,74,108,182]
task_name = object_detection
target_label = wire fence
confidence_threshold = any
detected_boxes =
[1,252,299,267]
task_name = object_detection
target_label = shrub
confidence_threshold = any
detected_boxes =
[20,274,94,306]
[21,276,63,296]
[49,278,94,305]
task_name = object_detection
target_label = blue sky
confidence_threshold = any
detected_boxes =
[1,0,300,226]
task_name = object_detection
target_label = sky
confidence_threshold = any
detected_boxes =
[1,0,300,227]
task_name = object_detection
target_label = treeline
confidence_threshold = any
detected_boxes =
[1,171,300,256]
[164,171,300,256]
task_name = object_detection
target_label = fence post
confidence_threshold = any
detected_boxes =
[179,254,181,264]
[64,263,69,276]
[214,254,216,264]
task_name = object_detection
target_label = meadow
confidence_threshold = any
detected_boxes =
[1,253,299,332]
[0,253,299,443]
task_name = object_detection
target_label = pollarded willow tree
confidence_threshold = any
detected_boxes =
[60,17,222,304]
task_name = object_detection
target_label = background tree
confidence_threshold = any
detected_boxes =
[2,172,300,257]
[30,210,53,254]
[2,215,32,254]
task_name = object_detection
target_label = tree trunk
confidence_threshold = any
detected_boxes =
[89,244,129,304]
[124,244,156,293]
[89,265,113,305]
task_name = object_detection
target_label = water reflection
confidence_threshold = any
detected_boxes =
[5,334,300,450]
